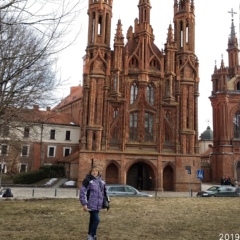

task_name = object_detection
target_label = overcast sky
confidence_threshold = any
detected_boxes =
[57,0,240,135]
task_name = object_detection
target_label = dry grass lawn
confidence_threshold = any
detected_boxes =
[0,197,239,240]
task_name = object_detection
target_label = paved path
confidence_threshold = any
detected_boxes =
[0,183,213,199]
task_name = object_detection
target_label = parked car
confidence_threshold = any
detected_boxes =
[0,188,13,198]
[196,185,240,197]
[106,184,153,197]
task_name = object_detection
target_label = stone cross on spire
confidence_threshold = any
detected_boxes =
[228,8,237,19]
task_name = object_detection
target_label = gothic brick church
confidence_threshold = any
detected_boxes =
[78,0,201,191]
[209,9,240,184]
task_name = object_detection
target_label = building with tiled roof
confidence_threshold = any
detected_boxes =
[0,105,80,178]
[53,86,83,124]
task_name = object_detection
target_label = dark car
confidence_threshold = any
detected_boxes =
[196,185,240,197]
[0,188,13,198]
[106,184,153,197]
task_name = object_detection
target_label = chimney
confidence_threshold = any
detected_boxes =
[46,107,51,111]
[33,105,39,110]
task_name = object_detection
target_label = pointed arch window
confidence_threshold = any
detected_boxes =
[113,108,118,118]
[146,84,154,105]
[150,58,160,70]
[113,74,118,92]
[166,79,170,96]
[130,57,139,68]
[166,112,170,121]
[130,112,138,140]
[186,23,189,43]
[98,16,102,35]
[130,83,138,104]
[180,21,183,48]
[91,12,96,43]
[234,111,240,138]
[144,112,153,141]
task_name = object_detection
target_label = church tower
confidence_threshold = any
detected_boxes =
[81,0,113,152]
[210,8,240,183]
[79,0,201,192]
[173,0,199,155]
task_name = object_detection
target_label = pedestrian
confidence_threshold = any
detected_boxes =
[220,176,225,185]
[148,176,153,190]
[235,179,239,188]
[79,166,107,240]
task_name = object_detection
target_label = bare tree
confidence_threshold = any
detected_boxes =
[0,0,83,125]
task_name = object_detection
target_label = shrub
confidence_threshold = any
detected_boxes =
[13,164,65,184]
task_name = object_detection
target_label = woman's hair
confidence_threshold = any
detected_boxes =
[89,166,100,176]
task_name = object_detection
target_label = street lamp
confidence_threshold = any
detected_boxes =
[0,143,2,189]
[0,164,2,189]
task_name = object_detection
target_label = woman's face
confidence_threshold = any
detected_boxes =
[91,168,99,177]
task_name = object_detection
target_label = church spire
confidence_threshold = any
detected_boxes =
[174,0,195,52]
[114,19,124,44]
[87,0,113,47]
[228,8,237,47]
[138,0,151,24]
[227,8,239,70]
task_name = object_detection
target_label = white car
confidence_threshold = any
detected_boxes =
[106,184,153,197]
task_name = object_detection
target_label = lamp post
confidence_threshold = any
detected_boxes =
[0,143,2,189]
[0,163,2,189]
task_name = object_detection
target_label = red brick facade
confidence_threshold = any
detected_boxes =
[79,0,201,191]
[209,11,240,184]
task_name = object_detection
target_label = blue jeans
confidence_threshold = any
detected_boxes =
[88,211,100,237]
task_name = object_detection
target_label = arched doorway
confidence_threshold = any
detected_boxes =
[163,165,174,191]
[236,161,240,182]
[127,162,154,190]
[106,163,119,184]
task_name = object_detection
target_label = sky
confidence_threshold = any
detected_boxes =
[57,0,240,136]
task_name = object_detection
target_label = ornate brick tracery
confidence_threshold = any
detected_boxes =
[79,0,201,192]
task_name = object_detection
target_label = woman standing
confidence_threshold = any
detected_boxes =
[79,166,107,240]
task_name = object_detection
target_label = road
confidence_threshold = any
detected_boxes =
[0,183,212,199]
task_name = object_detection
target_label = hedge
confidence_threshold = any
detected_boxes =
[13,165,65,184]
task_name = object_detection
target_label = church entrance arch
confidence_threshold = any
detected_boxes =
[236,161,240,182]
[106,163,119,184]
[127,162,154,190]
[163,165,174,191]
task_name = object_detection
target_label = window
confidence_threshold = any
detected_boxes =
[129,57,139,68]
[24,127,30,138]
[48,146,56,157]
[180,21,183,48]
[113,109,118,118]
[234,111,240,138]
[65,131,71,140]
[146,84,154,105]
[20,164,27,173]
[1,144,8,155]
[166,112,170,121]
[113,74,118,91]
[145,113,153,141]
[130,83,138,104]
[64,147,71,157]
[50,129,56,140]
[1,126,10,137]
[129,112,138,140]
[21,145,29,156]
[98,16,102,35]
[0,163,6,173]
